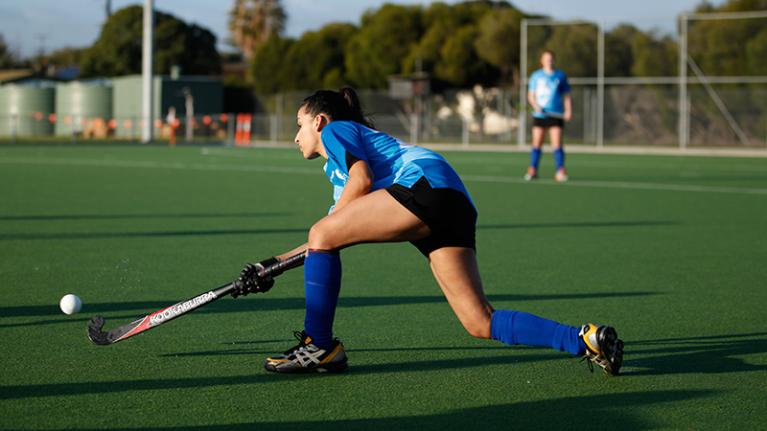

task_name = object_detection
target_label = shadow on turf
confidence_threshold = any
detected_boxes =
[0,351,560,400]
[623,332,767,376]
[0,211,289,222]
[15,390,716,430]
[0,227,308,241]
[477,220,678,230]
[158,344,516,358]
[0,291,657,321]
[0,219,675,241]
[158,332,767,378]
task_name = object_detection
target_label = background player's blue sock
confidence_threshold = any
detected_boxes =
[490,310,585,356]
[303,250,342,349]
[530,147,542,170]
[554,147,565,171]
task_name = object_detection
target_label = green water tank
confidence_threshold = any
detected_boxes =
[0,80,56,136]
[55,81,113,137]
[111,75,223,138]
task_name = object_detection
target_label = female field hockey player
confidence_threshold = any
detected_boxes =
[526,49,572,182]
[233,88,623,375]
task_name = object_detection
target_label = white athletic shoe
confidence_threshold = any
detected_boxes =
[555,168,569,183]
[524,167,538,181]
[264,331,348,373]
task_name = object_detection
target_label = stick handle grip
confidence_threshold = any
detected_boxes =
[263,251,306,277]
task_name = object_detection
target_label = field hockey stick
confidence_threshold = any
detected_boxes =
[540,109,568,120]
[87,251,306,346]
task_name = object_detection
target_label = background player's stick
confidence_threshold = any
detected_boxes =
[540,109,566,120]
[87,251,306,345]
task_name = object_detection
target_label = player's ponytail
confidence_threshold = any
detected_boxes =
[338,87,372,128]
[300,88,374,129]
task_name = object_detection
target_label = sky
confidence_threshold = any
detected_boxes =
[0,0,728,58]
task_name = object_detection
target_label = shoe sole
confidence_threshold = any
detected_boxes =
[598,326,624,376]
[264,359,349,374]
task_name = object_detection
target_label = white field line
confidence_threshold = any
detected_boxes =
[447,156,767,173]
[0,156,318,175]
[463,174,767,196]
[199,147,300,160]
[1,156,766,196]
[204,146,767,173]
[209,140,767,158]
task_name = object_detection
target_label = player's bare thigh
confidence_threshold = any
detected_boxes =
[532,126,546,148]
[429,247,494,339]
[308,189,431,250]
[549,126,563,149]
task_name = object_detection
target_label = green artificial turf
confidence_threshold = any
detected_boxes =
[1,144,766,430]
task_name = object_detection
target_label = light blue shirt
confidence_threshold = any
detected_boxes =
[321,121,473,212]
[528,69,570,119]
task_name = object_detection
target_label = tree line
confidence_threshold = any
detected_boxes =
[249,0,766,94]
[1,0,764,95]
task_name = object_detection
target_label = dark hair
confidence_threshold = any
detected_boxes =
[300,87,374,128]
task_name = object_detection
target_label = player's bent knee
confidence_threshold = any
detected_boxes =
[463,320,491,339]
[308,222,338,251]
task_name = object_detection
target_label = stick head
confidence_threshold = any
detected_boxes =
[87,316,113,345]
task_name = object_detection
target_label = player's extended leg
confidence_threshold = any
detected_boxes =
[549,126,568,182]
[264,190,432,373]
[525,126,545,180]
[428,246,585,355]
[429,246,624,374]
[305,189,430,346]
[429,247,493,338]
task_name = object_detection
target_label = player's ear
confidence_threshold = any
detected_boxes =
[314,114,329,132]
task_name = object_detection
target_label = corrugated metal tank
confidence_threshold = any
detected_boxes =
[112,75,223,138]
[0,81,56,136]
[55,81,113,137]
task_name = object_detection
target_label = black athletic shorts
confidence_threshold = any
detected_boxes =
[386,177,477,257]
[532,116,564,128]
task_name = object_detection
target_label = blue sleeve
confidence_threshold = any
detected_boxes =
[321,122,368,175]
[560,72,571,94]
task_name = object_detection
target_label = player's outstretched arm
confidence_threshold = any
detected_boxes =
[233,158,372,298]
[233,247,308,298]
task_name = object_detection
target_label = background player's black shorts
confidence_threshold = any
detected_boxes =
[532,116,564,128]
[386,177,477,257]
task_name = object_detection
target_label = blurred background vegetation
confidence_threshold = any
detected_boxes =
[1,0,764,96]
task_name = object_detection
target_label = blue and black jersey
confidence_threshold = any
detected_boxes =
[528,69,571,119]
[320,121,473,212]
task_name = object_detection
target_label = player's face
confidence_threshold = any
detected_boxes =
[295,106,326,160]
[541,52,554,70]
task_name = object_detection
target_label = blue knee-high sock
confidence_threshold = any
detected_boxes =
[490,310,585,356]
[530,147,542,170]
[303,250,342,349]
[554,147,565,171]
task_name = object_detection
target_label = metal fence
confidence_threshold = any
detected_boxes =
[519,11,767,150]
[4,10,766,151]
[1,80,765,150]
[0,113,236,143]
[250,85,766,149]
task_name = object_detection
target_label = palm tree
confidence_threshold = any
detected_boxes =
[228,0,286,59]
